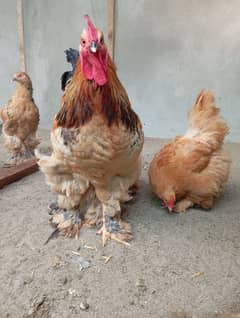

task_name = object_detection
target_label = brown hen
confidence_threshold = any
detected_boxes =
[0,72,39,164]
[37,16,143,245]
[149,90,230,213]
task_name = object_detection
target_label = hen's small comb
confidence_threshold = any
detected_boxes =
[84,15,98,42]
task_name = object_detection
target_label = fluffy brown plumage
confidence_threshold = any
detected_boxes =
[0,72,39,164]
[37,16,143,245]
[149,90,231,213]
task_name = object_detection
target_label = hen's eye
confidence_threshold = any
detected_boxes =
[100,37,104,44]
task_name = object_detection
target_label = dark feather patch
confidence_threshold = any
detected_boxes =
[61,128,76,145]
[120,102,139,132]
[56,82,139,131]
[101,84,139,132]
[80,101,92,125]
[61,71,72,91]
[56,58,140,132]
[55,92,93,129]
[101,88,118,126]
[61,48,79,91]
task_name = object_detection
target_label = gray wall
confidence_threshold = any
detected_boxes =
[22,0,108,129]
[1,0,240,141]
[0,1,19,104]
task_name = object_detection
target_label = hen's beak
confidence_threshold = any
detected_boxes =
[90,41,98,53]
[163,199,175,212]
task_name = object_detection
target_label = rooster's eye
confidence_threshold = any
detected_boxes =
[100,37,104,44]
[81,39,86,45]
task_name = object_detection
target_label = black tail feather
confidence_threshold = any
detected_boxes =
[61,48,79,91]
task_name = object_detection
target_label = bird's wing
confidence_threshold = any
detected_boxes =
[3,118,20,136]
[158,137,212,174]
[0,100,12,121]
[3,100,39,139]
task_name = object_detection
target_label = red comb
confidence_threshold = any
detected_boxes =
[84,15,98,42]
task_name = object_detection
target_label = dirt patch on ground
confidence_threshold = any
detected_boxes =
[1,132,240,317]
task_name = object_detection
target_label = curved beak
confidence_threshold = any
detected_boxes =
[90,41,98,53]
[163,199,175,212]
[167,206,173,212]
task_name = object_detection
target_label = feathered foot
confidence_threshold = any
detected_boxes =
[4,151,35,166]
[97,215,132,247]
[84,204,102,228]
[45,203,83,243]
[23,149,35,158]
[173,199,193,213]
[3,154,23,166]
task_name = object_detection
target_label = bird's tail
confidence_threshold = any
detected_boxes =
[65,48,79,69]
[185,90,229,150]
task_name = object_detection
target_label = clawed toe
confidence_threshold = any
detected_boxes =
[46,201,133,247]
[46,208,83,242]
[3,155,18,167]
[48,202,62,215]
[97,216,132,246]
[4,152,35,166]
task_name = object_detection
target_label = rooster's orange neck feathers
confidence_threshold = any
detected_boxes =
[54,58,140,132]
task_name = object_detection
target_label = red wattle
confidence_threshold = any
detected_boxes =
[80,50,108,86]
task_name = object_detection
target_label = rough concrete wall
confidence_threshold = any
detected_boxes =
[115,0,240,141]
[22,0,107,128]
[0,0,19,105]
[1,0,240,141]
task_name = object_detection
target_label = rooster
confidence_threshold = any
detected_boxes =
[61,48,79,91]
[37,15,144,245]
[0,72,39,164]
[149,91,231,213]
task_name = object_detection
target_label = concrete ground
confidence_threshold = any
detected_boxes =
[0,131,240,318]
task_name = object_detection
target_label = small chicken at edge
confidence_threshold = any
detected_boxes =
[149,90,231,213]
[0,72,39,164]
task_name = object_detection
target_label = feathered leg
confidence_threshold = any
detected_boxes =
[3,134,24,165]
[48,194,83,240]
[37,152,94,241]
[3,131,38,165]
[96,198,132,246]
[95,158,141,246]
[95,174,140,246]
[23,131,39,157]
